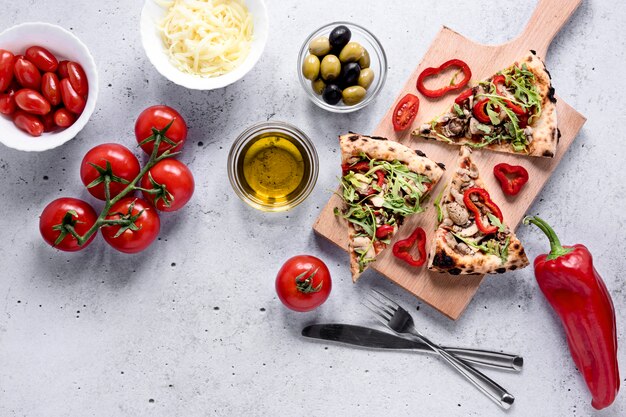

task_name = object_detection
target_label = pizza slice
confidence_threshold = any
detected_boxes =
[414,52,558,158]
[428,146,529,275]
[334,133,445,282]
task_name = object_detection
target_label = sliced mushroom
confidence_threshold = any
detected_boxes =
[455,242,474,256]
[444,231,457,249]
[370,195,384,207]
[353,236,371,249]
[446,202,469,225]
[442,118,466,137]
[450,187,466,206]
[458,223,479,237]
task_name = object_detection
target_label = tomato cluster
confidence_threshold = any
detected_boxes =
[0,46,88,136]
[39,105,195,254]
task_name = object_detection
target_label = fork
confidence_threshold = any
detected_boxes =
[364,289,515,410]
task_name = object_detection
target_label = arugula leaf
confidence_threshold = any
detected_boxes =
[453,103,464,117]
[487,213,506,232]
[434,187,445,223]
[475,123,492,134]
[486,105,500,125]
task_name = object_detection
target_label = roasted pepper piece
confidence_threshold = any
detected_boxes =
[463,187,503,235]
[523,216,620,410]
[493,163,529,196]
[375,224,394,239]
[392,226,427,267]
[492,75,527,116]
[416,59,472,98]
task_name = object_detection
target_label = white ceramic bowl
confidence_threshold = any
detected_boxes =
[0,22,98,152]
[140,0,269,90]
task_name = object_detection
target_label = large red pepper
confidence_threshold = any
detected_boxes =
[524,216,620,410]
[416,59,472,98]
[463,187,503,234]
[492,75,526,116]
[392,226,427,267]
[493,163,529,196]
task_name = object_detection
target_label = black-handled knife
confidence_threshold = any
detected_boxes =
[302,323,523,372]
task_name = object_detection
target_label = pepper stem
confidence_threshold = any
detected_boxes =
[523,216,573,260]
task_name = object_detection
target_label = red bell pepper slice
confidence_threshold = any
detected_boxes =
[454,88,473,105]
[341,162,385,196]
[472,98,492,124]
[493,163,529,196]
[375,224,395,239]
[392,226,427,267]
[463,187,503,235]
[416,59,472,98]
[492,75,526,116]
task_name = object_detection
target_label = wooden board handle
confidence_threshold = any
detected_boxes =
[516,0,583,56]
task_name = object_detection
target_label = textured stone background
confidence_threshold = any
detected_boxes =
[1,1,625,416]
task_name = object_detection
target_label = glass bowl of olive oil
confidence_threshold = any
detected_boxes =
[228,121,319,212]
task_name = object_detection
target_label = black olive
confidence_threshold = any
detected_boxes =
[329,25,351,52]
[322,84,342,105]
[338,62,361,88]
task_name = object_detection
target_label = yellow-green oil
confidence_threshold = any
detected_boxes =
[241,133,306,206]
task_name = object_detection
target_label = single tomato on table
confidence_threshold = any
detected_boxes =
[39,197,98,252]
[102,198,160,254]
[80,143,141,200]
[275,255,332,312]
[135,105,188,156]
[140,159,195,212]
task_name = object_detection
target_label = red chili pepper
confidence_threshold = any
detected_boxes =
[375,224,395,239]
[472,98,492,124]
[416,59,472,98]
[492,75,526,116]
[524,216,620,410]
[493,163,529,196]
[463,187,503,235]
[392,226,427,267]
[454,88,473,105]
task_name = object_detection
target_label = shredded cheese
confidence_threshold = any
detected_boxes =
[157,0,254,78]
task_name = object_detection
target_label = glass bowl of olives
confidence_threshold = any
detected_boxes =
[298,22,387,113]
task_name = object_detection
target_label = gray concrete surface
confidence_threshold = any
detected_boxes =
[1,1,625,416]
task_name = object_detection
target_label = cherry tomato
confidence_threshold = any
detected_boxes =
[14,88,51,115]
[25,46,59,72]
[141,159,195,212]
[14,56,41,90]
[13,110,43,136]
[135,105,188,156]
[102,198,161,254]
[57,60,70,79]
[0,92,16,115]
[67,61,88,96]
[0,49,15,92]
[392,93,420,131]
[41,72,61,106]
[80,143,141,200]
[41,112,58,132]
[53,108,76,128]
[39,197,98,252]
[60,78,85,114]
[275,255,332,312]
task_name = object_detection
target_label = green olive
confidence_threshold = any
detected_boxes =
[358,48,371,69]
[311,78,326,95]
[308,36,331,56]
[339,41,364,63]
[357,68,375,90]
[302,54,320,81]
[342,85,367,105]
[320,55,341,81]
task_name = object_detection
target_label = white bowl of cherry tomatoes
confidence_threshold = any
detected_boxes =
[0,22,98,152]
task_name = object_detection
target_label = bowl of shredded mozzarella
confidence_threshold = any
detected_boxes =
[140,0,268,90]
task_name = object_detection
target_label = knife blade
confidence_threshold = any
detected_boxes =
[302,323,523,372]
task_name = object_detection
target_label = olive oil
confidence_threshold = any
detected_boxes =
[241,133,306,205]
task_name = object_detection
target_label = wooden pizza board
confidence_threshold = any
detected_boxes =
[313,0,587,320]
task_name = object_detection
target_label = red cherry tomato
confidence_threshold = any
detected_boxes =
[14,56,41,90]
[392,93,420,131]
[0,49,15,92]
[60,78,85,114]
[41,111,58,132]
[102,198,161,254]
[53,108,76,128]
[14,88,51,115]
[135,105,188,156]
[141,159,195,212]
[13,110,43,136]
[41,72,61,106]
[39,197,98,252]
[0,93,16,115]
[67,62,88,96]
[275,255,332,312]
[57,60,70,79]
[25,46,59,72]
[80,143,141,200]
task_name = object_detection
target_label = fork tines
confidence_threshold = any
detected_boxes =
[362,289,398,325]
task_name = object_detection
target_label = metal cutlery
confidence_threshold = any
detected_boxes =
[301,323,523,372]
[364,289,515,410]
